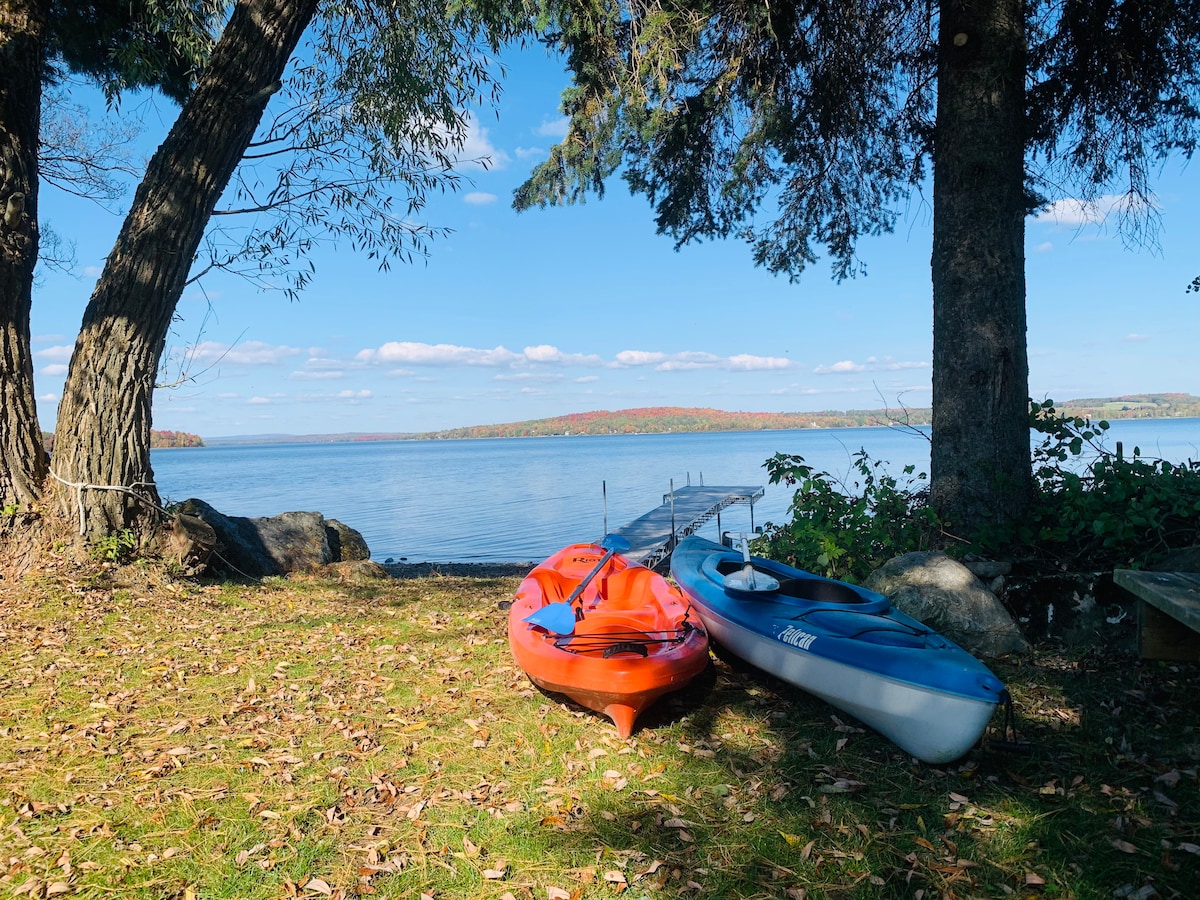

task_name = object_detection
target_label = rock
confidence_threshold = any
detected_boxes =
[326,519,371,561]
[176,499,371,578]
[316,560,391,581]
[961,557,1012,580]
[865,551,1030,658]
[157,512,216,575]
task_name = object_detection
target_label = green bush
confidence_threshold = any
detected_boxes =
[758,402,1200,581]
[89,528,140,563]
[977,400,1200,570]
[755,448,939,582]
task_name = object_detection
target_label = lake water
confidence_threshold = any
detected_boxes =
[151,418,1200,564]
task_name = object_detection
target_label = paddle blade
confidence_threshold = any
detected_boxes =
[723,563,780,593]
[524,602,577,635]
[600,533,631,554]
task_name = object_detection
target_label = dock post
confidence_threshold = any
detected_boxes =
[669,479,676,551]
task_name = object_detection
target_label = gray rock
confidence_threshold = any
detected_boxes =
[327,518,371,561]
[962,558,1012,580]
[158,512,216,575]
[865,551,1030,658]
[176,499,370,578]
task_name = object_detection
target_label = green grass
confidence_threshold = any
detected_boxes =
[1,563,1197,899]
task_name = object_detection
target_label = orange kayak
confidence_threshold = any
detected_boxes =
[508,539,710,737]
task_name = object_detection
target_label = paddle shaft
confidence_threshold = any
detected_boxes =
[565,548,618,606]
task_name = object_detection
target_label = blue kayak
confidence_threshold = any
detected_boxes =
[669,536,1006,762]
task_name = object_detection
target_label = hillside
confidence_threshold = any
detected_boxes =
[419,406,925,439]
[42,429,205,451]
[417,394,1200,440]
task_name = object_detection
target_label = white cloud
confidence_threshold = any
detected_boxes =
[575,375,599,383]
[34,344,74,361]
[358,341,604,369]
[657,352,722,372]
[615,350,667,367]
[186,340,304,366]
[290,370,344,380]
[40,363,69,376]
[337,389,372,399]
[537,117,570,139]
[522,345,604,366]
[514,146,545,160]
[358,341,522,367]
[1034,193,1146,228]
[37,392,58,402]
[728,354,792,371]
[452,113,510,172]
[814,360,866,374]
[464,191,498,205]
[813,357,927,375]
[1034,241,1054,253]
[1125,333,1150,342]
[248,396,271,404]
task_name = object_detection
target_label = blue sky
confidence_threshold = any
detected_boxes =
[31,45,1200,439]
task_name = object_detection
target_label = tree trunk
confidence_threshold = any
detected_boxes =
[48,0,318,541]
[0,0,49,519]
[930,0,1030,536]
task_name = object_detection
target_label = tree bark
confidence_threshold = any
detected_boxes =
[0,0,49,517]
[48,0,318,540]
[930,0,1030,535]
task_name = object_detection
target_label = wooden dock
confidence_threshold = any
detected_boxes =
[612,484,765,570]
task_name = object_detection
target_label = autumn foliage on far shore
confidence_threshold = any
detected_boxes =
[42,429,204,451]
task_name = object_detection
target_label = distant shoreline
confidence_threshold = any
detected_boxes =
[200,400,1200,447]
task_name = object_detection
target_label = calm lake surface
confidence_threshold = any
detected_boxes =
[151,418,1200,564]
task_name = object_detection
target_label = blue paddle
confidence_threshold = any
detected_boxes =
[523,534,632,635]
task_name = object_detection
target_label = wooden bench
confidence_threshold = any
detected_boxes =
[1113,569,1200,661]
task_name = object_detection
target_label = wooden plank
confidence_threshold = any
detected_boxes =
[1113,569,1200,661]
[613,485,764,568]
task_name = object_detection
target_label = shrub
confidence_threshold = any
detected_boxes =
[975,400,1200,571]
[758,401,1200,579]
[755,449,939,582]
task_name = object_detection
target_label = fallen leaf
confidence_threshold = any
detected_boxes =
[1111,839,1139,854]
[304,877,333,895]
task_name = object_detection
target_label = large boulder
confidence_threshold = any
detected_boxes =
[175,499,371,578]
[326,518,371,562]
[865,552,1030,658]
[157,511,217,575]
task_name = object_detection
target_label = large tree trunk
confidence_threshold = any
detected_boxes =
[48,0,317,541]
[930,0,1030,536]
[0,0,49,520]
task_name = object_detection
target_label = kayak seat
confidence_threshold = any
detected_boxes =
[600,566,656,612]
[530,569,569,604]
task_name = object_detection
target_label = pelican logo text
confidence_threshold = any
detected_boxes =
[777,626,817,651]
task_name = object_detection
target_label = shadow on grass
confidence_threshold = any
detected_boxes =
[504,640,1199,899]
